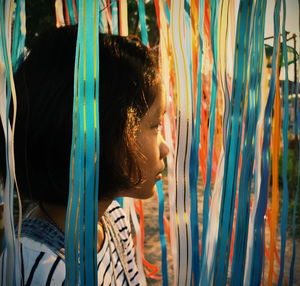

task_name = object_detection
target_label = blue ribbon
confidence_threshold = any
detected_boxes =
[11,0,26,72]
[250,1,281,284]
[0,2,17,285]
[65,1,100,285]
[189,0,205,283]
[164,2,170,25]
[66,0,77,25]
[200,2,220,282]
[215,1,255,284]
[278,0,289,285]
[230,1,267,285]
[111,0,119,35]
[156,180,168,286]
[137,0,148,46]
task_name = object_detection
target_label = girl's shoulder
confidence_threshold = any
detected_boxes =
[105,200,132,241]
[0,237,65,285]
[0,216,66,285]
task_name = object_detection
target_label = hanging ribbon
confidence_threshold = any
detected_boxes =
[231,1,267,285]
[156,180,168,286]
[169,0,193,284]
[249,1,281,284]
[137,0,149,46]
[214,1,255,284]
[201,0,220,274]
[118,0,128,36]
[110,0,119,35]
[129,199,147,285]
[156,0,176,283]
[55,0,66,27]
[188,0,204,284]
[278,0,289,284]
[65,1,100,285]
[99,0,109,33]
[11,0,26,72]
[0,0,25,284]
[64,0,78,25]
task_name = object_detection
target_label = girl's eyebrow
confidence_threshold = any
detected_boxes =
[154,104,166,117]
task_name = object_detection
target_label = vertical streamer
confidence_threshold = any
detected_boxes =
[118,0,128,36]
[199,0,229,284]
[55,0,66,27]
[129,200,147,285]
[201,0,220,273]
[249,1,282,284]
[156,180,168,286]
[231,1,267,285]
[268,17,281,286]
[137,0,149,46]
[65,0,100,285]
[0,0,24,284]
[157,0,176,283]
[110,0,119,35]
[1,1,298,285]
[11,0,26,72]
[66,0,78,24]
[214,1,255,284]
[99,0,109,33]
[188,0,204,284]
[170,1,193,284]
[278,0,289,284]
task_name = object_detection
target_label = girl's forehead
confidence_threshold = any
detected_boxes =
[150,92,166,116]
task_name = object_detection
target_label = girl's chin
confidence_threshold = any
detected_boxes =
[118,184,157,200]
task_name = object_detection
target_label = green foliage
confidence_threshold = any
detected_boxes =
[288,197,300,236]
[279,138,300,236]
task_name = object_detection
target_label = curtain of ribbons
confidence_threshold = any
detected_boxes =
[0,0,300,285]
[0,0,25,285]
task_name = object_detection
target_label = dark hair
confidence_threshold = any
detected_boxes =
[0,26,161,205]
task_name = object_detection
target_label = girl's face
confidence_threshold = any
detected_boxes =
[118,91,169,199]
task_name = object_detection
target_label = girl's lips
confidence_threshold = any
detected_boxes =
[155,173,163,181]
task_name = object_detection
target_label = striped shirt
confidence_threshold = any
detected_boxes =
[0,201,140,285]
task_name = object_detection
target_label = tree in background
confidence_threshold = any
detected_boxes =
[25,0,159,49]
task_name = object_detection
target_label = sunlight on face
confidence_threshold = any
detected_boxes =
[118,92,169,199]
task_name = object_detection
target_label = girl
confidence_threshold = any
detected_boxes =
[0,25,169,285]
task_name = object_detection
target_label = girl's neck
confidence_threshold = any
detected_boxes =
[33,199,112,232]
[33,199,112,252]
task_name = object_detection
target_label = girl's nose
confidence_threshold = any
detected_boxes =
[160,136,170,159]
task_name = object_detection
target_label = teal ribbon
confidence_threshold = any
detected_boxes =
[164,2,170,25]
[65,1,100,285]
[156,180,168,286]
[138,0,148,46]
[99,1,107,33]
[111,0,119,35]
[250,1,281,284]
[11,0,26,72]
[0,1,24,284]
[230,1,267,285]
[66,0,77,24]
[189,0,204,285]
[214,1,254,284]
[200,1,220,282]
